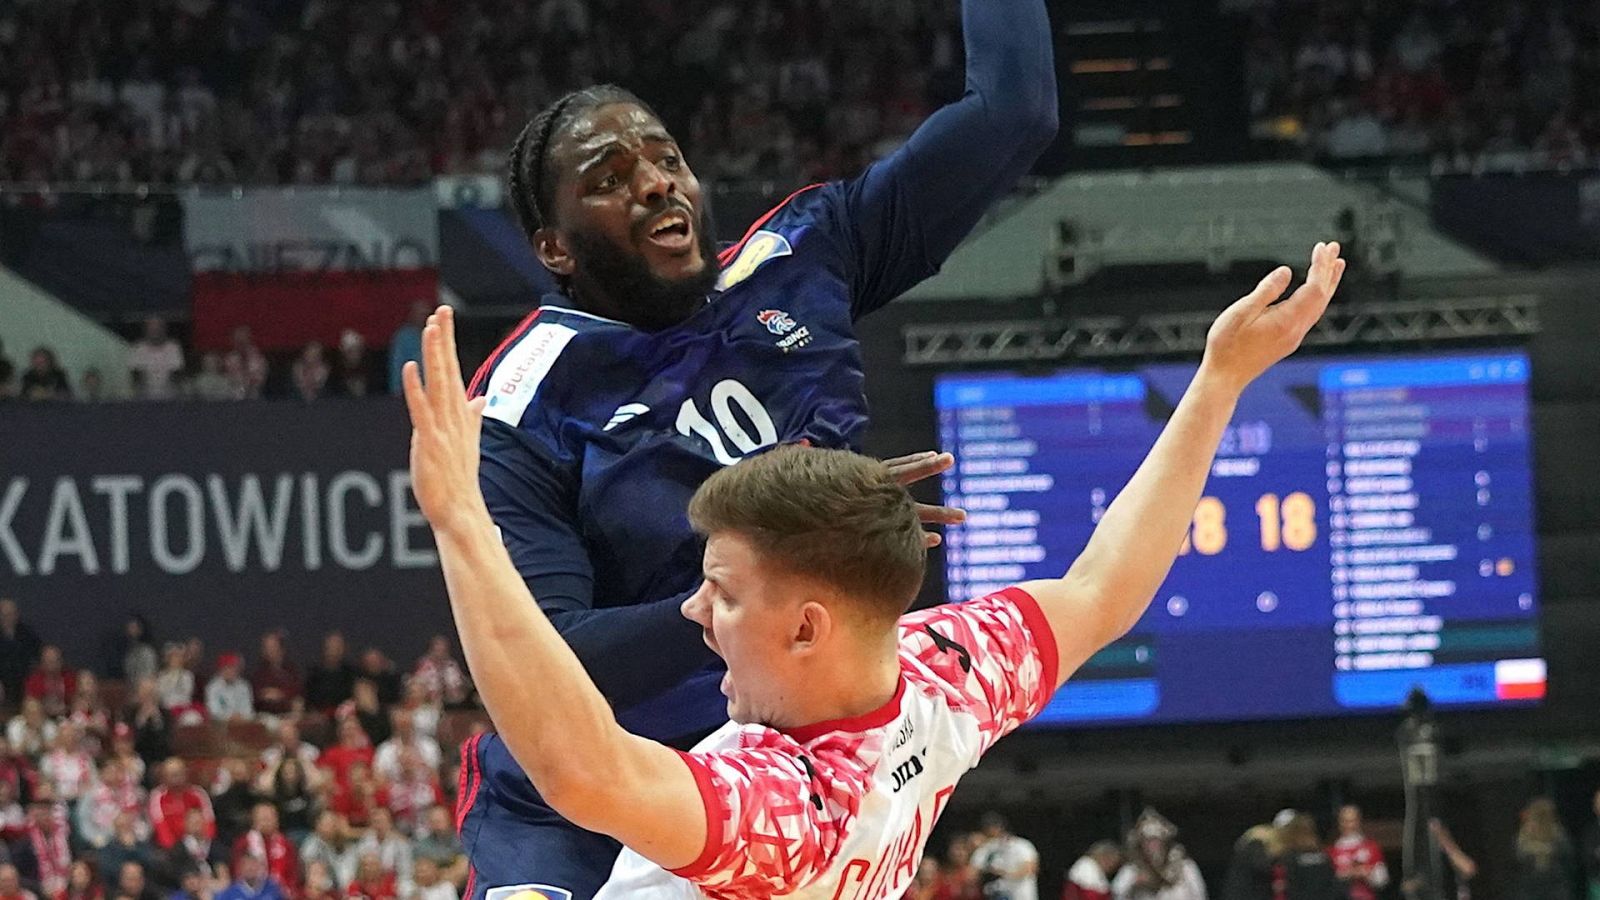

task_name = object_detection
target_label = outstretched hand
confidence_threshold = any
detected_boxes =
[1201,241,1346,395]
[401,306,489,536]
[883,451,966,548]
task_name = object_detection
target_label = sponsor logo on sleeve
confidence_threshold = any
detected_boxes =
[483,323,578,427]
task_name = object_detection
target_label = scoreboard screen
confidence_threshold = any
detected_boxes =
[934,350,1544,726]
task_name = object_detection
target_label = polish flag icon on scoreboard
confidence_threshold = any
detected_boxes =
[1494,658,1547,700]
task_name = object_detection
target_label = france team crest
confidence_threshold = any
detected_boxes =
[757,309,798,335]
[484,886,574,900]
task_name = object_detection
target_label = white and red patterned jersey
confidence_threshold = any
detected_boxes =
[594,587,1058,899]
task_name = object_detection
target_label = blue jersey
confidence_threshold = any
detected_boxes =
[470,0,1058,747]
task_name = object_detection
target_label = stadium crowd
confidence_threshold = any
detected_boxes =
[1236,0,1600,169]
[0,0,960,188]
[0,597,479,900]
[0,304,423,404]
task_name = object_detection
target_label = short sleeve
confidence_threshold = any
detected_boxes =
[899,587,1058,761]
[668,738,869,895]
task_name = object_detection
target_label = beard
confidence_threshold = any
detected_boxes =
[565,201,721,332]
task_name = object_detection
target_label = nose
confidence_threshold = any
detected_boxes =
[681,582,710,625]
[632,158,674,207]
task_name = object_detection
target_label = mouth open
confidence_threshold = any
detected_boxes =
[643,209,694,253]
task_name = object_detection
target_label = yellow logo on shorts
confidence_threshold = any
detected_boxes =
[484,886,573,900]
[717,230,793,291]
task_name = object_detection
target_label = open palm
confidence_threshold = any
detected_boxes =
[1203,241,1346,393]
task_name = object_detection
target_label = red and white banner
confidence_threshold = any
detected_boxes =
[183,188,439,351]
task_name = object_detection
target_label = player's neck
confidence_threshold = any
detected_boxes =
[777,639,901,732]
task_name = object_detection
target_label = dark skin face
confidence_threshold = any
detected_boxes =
[534,102,719,332]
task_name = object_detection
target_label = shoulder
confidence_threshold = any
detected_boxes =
[469,305,618,428]
[714,182,852,291]
[900,587,1055,675]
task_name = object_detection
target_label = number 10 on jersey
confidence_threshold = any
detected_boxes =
[1179,492,1318,555]
[675,379,779,466]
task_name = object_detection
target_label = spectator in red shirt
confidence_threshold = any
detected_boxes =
[249,633,302,723]
[148,759,215,849]
[317,720,372,793]
[24,647,75,718]
[344,854,395,900]
[232,804,298,896]
[1330,804,1389,900]
[329,764,385,832]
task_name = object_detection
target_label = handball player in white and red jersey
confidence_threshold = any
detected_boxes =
[401,243,1345,899]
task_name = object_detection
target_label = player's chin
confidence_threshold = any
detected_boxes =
[646,249,708,282]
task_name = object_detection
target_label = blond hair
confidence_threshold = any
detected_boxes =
[687,445,925,622]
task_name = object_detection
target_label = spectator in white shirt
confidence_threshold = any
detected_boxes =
[372,711,439,784]
[408,858,456,900]
[128,317,186,400]
[205,653,254,722]
[1113,809,1207,900]
[259,721,322,786]
[973,813,1040,900]
[354,809,413,895]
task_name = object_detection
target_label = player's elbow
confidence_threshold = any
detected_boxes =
[986,91,1059,153]
[533,762,621,835]
[527,732,650,837]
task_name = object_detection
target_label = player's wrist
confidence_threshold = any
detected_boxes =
[1191,361,1249,404]
[430,499,495,544]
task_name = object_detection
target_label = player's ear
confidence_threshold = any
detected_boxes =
[792,600,832,654]
[534,227,576,278]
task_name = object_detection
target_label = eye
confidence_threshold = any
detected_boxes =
[596,173,620,191]
[661,153,682,171]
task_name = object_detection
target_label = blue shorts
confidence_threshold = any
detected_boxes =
[456,733,621,900]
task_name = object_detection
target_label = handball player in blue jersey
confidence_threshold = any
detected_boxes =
[456,0,1058,895]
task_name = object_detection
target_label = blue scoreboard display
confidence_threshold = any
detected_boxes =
[935,351,1544,726]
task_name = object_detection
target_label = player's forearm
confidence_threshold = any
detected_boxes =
[431,509,639,812]
[1060,367,1240,644]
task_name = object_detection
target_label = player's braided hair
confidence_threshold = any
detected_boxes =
[505,84,658,239]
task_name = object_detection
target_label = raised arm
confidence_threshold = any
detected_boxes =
[1022,243,1346,685]
[406,308,705,871]
[844,0,1058,317]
